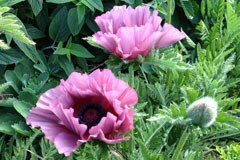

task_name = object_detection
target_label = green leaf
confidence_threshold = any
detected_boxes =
[13,100,33,118]
[0,98,16,107]
[19,91,38,105]
[27,0,43,16]
[0,14,35,45]
[0,82,11,92]
[54,47,69,55]
[181,86,199,103]
[54,42,94,58]
[49,7,70,42]
[8,16,47,67]
[171,128,190,160]
[11,121,32,136]
[35,72,50,92]
[13,39,38,63]
[0,122,15,135]
[0,0,24,7]
[69,44,94,58]
[77,5,86,25]
[0,112,21,135]
[0,7,10,14]
[0,40,9,49]
[81,0,103,12]
[26,25,45,39]
[58,56,74,75]
[39,81,58,94]
[0,49,22,65]
[46,0,72,4]
[179,0,201,24]
[217,112,240,128]
[4,70,21,93]
[121,0,135,4]
[67,7,84,36]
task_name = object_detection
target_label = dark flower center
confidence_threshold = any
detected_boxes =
[78,103,107,129]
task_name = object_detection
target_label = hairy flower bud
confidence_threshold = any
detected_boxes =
[186,97,218,128]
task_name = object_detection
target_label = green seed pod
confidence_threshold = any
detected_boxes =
[186,97,218,128]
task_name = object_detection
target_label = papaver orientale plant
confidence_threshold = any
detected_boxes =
[26,69,138,156]
[92,5,186,60]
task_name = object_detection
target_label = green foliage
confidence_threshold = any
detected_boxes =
[216,143,240,160]
[0,7,35,50]
[0,0,240,159]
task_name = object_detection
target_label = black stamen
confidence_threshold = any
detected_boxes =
[78,103,107,129]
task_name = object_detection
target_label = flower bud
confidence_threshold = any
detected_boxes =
[186,97,218,128]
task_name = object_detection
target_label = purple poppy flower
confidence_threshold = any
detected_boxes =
[26,69,138,156]
[92,5,186,60]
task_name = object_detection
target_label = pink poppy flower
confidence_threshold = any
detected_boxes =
[26,69,138,156]
[92,5,186,60]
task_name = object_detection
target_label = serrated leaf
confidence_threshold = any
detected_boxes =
[0,7,10,14]
[0,14,35,45]
[179,0,201,24]
[0,82,11,92]
[0,40,9,50]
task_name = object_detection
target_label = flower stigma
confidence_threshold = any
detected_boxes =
[78,103,107,129]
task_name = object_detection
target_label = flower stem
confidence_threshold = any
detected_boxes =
[167,0,172,23]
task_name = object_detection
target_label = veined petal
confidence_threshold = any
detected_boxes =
[93,32,120,53]
[54,132,82,156]
[156,23,186,48]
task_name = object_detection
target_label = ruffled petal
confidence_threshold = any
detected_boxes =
[117,109,134,132]
[156,23,186,48]
[95,6,126,33]
[27,68,138,156]
[89,69,138,108]
[54,132,82,156]
[92,5,186,60]
[36,86,74,109]
[26,107,70,142]
[52,104,88,137]
[116,24,159,60]
[61,72,96,98]
[93,130,130,144]
[148,10,162,31]
[88,112,131,143]
[26,107,59,129]
[116,27,136,56]
[89,112,117,135]
[124,6,150,27]
[92,32,120,53]
[95,18,113,33]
